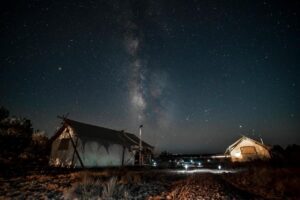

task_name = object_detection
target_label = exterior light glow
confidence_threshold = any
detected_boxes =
[184,164,188,170]
[234,152,241,158]
[152,162,157,167]
[218,165,222,170]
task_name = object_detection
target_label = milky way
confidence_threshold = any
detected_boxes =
[124,22,147,122]
[121,3,172,134]
[0,0,299,153]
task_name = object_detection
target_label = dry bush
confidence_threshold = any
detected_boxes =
[64,171,102,200]
[101,177,118,199]
[64,171,131,200]
[223,166,300,199]
[120,171,142,184]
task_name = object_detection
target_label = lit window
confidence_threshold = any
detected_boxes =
[240,146,257,154]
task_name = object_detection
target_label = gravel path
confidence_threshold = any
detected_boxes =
[149,173,263,200]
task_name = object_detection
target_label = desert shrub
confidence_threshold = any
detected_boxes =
[0,106,51,167]
[64,173,103,200]
[285,144,300,166]
[0,117,33,157]
[101,176,117,199]
[223,166,300,199]
[270,144,300,167]
[0,106,9,121]
[65,171,130,200]
[120,171,142,184]
[22,131,50,163]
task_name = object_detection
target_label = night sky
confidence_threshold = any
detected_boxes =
[1,0,299,153]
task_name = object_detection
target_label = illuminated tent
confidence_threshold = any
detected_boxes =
[225,136,271,162]
[49,118,153,167]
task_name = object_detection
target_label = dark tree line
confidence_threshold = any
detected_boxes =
[0,106,50,166]
[271,144,300,166]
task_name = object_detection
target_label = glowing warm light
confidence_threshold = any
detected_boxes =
[234,152,241,158]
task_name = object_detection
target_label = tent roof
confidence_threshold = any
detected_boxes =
[51,118,153,149]
[225,135,270,154]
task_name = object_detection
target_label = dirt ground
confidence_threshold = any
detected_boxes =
[0,167,266,200]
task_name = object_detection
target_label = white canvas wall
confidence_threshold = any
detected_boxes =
[229,138,271,162]
[49,126,135,167]
[49,127,75,167]
[75,141,135,167]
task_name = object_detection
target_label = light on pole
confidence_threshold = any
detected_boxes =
[139,125,143,166]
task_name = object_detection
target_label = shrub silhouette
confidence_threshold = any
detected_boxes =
[0,106,33,160]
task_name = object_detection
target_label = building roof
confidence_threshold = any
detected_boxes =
[225,135,270,154]
[51,118,154,150]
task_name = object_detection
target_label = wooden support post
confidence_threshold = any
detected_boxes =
[68,132,85,168]
[121,146,125,166]
[71,137,78,167]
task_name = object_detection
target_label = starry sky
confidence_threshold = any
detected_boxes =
[1,0,299,153]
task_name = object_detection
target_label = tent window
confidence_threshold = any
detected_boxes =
[240,146,257,154]
[58,138,70,150]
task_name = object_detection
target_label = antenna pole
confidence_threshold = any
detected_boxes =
[260,138,264,144]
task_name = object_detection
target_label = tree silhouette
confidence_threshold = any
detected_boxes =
[0,106,9,121]
[0,107,33,158]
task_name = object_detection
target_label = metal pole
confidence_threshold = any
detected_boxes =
[139,125,143,166]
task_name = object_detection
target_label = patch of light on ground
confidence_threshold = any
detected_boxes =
[151,168,241,174]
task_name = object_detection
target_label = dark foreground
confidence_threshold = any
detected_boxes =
[0,168,265,200]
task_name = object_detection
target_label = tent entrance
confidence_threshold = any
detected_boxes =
[58,138,71,150]
[240,146,258,160]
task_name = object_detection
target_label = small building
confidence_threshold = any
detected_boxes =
[225,136,271,162]
[49,118,154,167]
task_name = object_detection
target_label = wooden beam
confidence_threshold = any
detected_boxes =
[67,131,84,168]
[121,146,125,166]
[71,137,78,167]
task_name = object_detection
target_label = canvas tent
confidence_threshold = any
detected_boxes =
[225,136,271,162]
[49,118,154,167]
